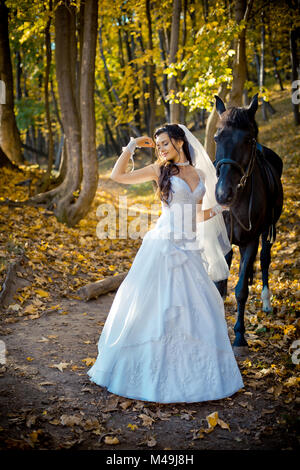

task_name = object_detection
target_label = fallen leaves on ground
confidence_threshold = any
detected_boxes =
[138,413,155,428]
[191,411,231,440]
[81,357,96,367]
[104,436,120,445]
[49,362,69,372]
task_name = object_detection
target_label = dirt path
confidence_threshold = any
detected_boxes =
[0,279,298,451]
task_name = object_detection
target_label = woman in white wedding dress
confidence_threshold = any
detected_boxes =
[87,124,244,403]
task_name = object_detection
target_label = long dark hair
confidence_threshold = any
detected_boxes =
[153,124,194,206]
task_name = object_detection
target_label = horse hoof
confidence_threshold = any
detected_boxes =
[233,346,249,357]
[262,306,273,313]
[261,286,272,313]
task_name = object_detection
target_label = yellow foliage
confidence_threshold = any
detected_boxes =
[81,357,96,367]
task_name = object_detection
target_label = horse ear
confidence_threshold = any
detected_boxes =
[247,93,259,118]
[214,95,226,116]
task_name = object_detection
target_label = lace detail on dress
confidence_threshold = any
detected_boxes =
[107,328,242,403]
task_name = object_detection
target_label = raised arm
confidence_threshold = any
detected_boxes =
[110,136,160,184]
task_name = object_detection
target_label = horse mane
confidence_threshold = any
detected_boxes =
[218,107,258,138]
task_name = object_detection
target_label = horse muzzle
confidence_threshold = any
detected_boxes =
[215,182,238,206]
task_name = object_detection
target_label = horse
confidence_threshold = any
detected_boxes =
[213,93,283,356]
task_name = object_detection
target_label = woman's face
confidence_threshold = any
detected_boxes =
[155,132,182,163]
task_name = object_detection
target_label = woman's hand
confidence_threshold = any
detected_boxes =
[135,136,155,148]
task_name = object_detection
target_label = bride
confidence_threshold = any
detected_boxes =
[87,123,244,403]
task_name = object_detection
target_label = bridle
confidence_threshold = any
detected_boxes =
[215,137,257,190]
[215,137,257,239]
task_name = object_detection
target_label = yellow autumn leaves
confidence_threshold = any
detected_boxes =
[81,357,96,367]
[191,411,231,440]
[103,410,231,446]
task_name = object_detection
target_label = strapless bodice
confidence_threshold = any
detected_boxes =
[165,174,206,207]
[143,170,206,251]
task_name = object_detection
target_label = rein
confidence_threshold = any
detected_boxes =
[215,138,257,242]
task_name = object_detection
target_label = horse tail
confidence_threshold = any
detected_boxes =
[267,208,277,244]
[248,262,254,285]
[267,223,276,244]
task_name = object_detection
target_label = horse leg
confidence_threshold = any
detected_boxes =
[260,230,272,312]
[214,248,233,298]
[233,238,259,356]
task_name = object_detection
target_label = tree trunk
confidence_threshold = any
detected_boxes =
[51,0,82,210]
[271,48,284,91]
[228,0,253,107]
[205,82,228,160]
[145,0,156,138]
[254,49,260,84]
[267,17,285,91]
[104,121,118,156]
[0,0,23,163]
[16,50,22,100]
[50,78,63,131]
[189,0,196,33]
[130,34,141,132]
[179,0,188,125]
[4,0,99,227]
[54,134,64,170]
[55,137,68,184]
[202,0,209,22]
[123,27,141,134]
[73,0,99,221]
[75,2,84,121]
[259,12,276,121]
[76,272,127,300]
[158,28,170,121]
[168,0,181,123]
[36,0,55,193]
[0,146,20,169]
[259,12,268,121]
[136,25,150,133]
[118,22,125,69]
[99,22,121,105]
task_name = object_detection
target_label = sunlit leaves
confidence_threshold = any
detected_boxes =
[167,11,240,111]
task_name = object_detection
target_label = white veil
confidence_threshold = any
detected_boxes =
[178,124,232,282]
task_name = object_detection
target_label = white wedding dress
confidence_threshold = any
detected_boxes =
[87,170,244,403]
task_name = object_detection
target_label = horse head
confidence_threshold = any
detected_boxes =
[214,93,259,206]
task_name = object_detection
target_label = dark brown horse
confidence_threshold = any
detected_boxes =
[213,93,283,355]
